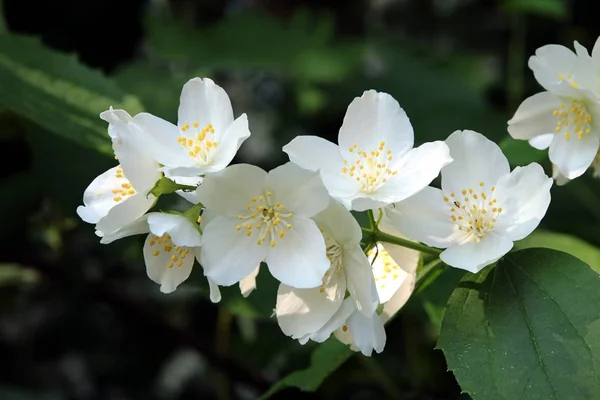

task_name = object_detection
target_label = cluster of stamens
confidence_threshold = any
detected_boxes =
[341,141,398,193]
[368,244,403,291]
[177,122,218,162]
[553,100,592,140]
[149,234,191,268]
[444,181,503,243]
[112,166,136,202]
[237,191,293,247]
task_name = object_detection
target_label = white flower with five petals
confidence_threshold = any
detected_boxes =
[196,162,331,289]
[283,90,452,211]
[275,200,379,341]
[77,109,161,237]
[386,130,552,273]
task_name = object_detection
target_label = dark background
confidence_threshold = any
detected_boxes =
[1,0,599,399]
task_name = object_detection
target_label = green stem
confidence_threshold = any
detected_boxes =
[414,258,444,293]
[371,230,441,256]
[367,209,377,231]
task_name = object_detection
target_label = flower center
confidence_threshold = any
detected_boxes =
[177,122,218,164]
[553,100,592,141]
[112,166,136,202]
[341,141,398,193]
[319,234,344,293]
[237,191,293,247]
[557,73,579,89]
[444,182,503,243]
[148,233,191,268]
[367,243,403,291]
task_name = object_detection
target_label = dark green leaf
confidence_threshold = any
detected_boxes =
[260,339,353,398]
[0,33,143,156]
[504,0,567,19]
[438,248,600,399]
[499,136,547,166]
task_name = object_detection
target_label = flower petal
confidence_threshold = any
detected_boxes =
[208,279,222,303]
[209,114,251,172]
[528,44,578,94]
[276,276,346,339]
[549,128,600,179]
[147,212,202,247]
[313,199,362,245]
[338,90,413,159]
[343,247,378,315]
[283,136,359,202]
[508,92,563,141]
[306,298,357,343]
[529,133,554,150]
[195,164,267,216]
[265,162,330,217]
[493,163,552,241]
[336,310,386,356]
[552,163,571,186]
[177,77,234,137]
[239,266,260,298]
[384,187,458,248]
[442,130,510,196]
[440,233,513,273]
[77,166,124,224]
[201,216,268,286]
[100,214,150,244]
[95,193,156,235]
[143,234,195,293]
[266,216,329,289]
[368,141,452,206]
[380,271,416,324]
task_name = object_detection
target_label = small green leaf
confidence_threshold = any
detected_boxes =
[0,33,144,156]
[260,339,353,398]
[149,177,196,198]
[438,248,600,399]
[516,229,600,274]
[499,136,547,166]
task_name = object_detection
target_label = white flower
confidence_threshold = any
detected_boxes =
[196,162,331,289]
[509,41,600,180]
[77,109,161,236]
[551,147,600,185]
[275,200,379,340]
[283,90,452,211]
[121,77,251,180]
[386,130,553,273]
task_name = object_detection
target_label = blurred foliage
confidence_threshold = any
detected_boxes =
[1,0,600,399]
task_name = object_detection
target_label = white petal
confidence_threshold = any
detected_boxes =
[338,90,413,159]
[552,163,571,186]
[209,114,251,172]
[100,214,150,244]
[380,271,416,324]
[177,77,234,137]
[147,212,202,247]
[343,247,379,315]
[508,92,563,141]
[529,133,554,150]
[313,199,362,245]
[131,113,194,168]
[195,164,267,216]
[493,163,552,241]
[549,129,600,179]
[308,298,357,343]
[208,279,222,303]
[201,216,268,286]
[276,277,345,338]
[265,162,330,217]
[384,187,459,248]
[95,193,156,235]
[368,141,452,206]
[100,108,132,136]
[528,44,577,93]
[440,233,513,273]
[77,166,123,224]
[283,136,360,202]
[266,216,329,289]
[239,266,260,298]
[368,242,411,304]
[442,130,510,196]
[340,310,386,356]
[143,234,195,293]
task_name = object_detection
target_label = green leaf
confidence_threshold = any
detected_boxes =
[503,0,567,19]
[260,339,353,398]
[516,230,600,274]
[0,33,144,156]
[149,176,196,198]
[438,248,600,399]
[499,136,547,166]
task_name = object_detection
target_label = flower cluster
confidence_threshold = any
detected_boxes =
[509,38,600,184]
[78,77,553,356]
